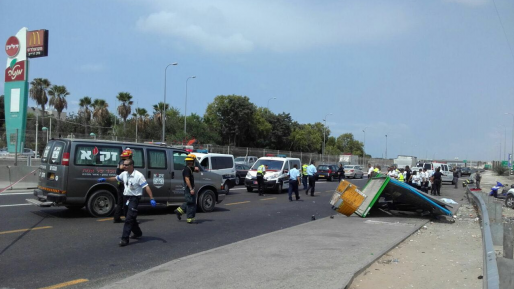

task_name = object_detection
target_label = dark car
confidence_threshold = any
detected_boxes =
[461,167,472,176]
[316,164,339,182]
[235,163,251,186]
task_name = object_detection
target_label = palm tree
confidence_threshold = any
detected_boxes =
[48,84,69,135]
[29,78,51,127]
[116,92,133,133]
[152,102,169,127]
[78,96,92,136]
[135,107,149,130]
[92,99,109,137]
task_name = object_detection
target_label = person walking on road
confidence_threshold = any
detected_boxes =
[453,168,459,189]
[475,171,482,190]
[256,163,268,196]
[306,161,317,196]
[337,164,345,182]
[113,148,133,223]
[174,154,199,224]
[288,164,301,201]
[97,158,156,247]
[302,163,308,190]
[367,164,374,179]
[432,167,442,196]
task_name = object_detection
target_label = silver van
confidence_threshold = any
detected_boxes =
[27,139,227,217]
[195,153,236,190]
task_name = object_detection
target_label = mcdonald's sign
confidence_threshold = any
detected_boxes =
[26,29,48,58]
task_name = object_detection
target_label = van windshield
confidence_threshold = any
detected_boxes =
[423,163,432,170]
[251,160,284,170]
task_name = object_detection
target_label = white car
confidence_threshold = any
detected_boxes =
[344,165,364,179]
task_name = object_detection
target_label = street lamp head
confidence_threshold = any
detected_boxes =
[42,127,48,131]
[192,76,196,78]
[90,133,96,136]
[171,63,178,65]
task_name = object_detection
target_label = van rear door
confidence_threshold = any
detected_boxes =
[441,164,453,182]
[39,140,69,195]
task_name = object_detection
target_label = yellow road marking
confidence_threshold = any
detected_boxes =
[260,197,276,201]
[97,217,113,222]
[225,201,251,206]
[0,226,52,235]
[39,279,89,289]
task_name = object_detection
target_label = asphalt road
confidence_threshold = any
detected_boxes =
[0,178,368,289]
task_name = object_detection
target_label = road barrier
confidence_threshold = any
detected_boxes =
[0,166,38,192]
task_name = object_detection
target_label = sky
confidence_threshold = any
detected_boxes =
[2,0,514,161]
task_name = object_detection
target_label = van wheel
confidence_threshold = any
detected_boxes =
[199,189,216,212]
[246,187,253,192]
[506,195,514,209]
[86,190,115,217]
[275,182,283,194]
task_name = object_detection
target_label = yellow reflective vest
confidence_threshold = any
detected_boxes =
[398,173,405,182]
[257,165,265,176]
[302,164,308,175]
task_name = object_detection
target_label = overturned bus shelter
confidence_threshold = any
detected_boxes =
[330,176,453,218]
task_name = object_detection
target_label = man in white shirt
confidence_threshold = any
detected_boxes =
[367,164,374,179]
[98,158,156,247]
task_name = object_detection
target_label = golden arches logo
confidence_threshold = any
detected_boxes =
[28,31,41,46]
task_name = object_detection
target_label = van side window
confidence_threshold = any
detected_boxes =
[173,151,189,170]
[49,142,65,164]
[212,157,233,170]
[131,148,144,168]
[74,145,122,166]
[200,158,209,169]
[148,150,167,169]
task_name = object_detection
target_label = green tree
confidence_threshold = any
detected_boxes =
[336,133,363,155]
[78,96,92,136]
[48,84,69,135]
[289,122,323,152]
[204,95,257,146]
[152,102,169,127]
[92,99,109,137]
[29,78,51,128]
[116,92,133,132]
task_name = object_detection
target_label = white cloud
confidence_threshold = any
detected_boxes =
[77,63,106,72]
[444,0,488,7]
[135,0,413,54]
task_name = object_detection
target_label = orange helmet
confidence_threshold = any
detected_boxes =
[121,148,133,159]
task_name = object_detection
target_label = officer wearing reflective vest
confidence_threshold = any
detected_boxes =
[302,163,308,190]
[174,154,198,224]
[113,148,133,223]
[398,169,405,182]
[257,163,268,196]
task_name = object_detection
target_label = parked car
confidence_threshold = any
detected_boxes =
[0,150,9,158]
[460,167,472,176]
[315,164,339,181]
[234,156,258,166]
[22,148,36,158]
[344,165,364,179]
[28,139,227,217]
[235,163,251,186]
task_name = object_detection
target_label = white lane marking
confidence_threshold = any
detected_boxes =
[0,192,34,196]
[0,203,32,207]
[229,187,247,191]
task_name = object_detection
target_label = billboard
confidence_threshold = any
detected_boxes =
[27,29,49,58]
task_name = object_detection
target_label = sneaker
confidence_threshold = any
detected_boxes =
[174,209,182,220]
[130,233,142,239]
[119,239,129,247]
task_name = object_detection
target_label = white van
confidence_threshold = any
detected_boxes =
[244,157,301,194]
[234,156,258,166]
[195,153,236,189]
[433,163,453,183]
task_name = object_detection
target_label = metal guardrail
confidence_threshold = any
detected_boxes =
[466,187,500,289]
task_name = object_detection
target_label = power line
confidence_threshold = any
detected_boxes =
[492,0,514,62]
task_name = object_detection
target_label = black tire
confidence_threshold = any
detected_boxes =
[198,189,216,212]
[235,177,241,186]
[246,186,253,192]
[328,176,333,182]
[506,195,514,209]
[275,182,283,194]
[86,190,115,217]
[360,173,364,179]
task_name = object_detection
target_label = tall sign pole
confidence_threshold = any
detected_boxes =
[4,28,48,153]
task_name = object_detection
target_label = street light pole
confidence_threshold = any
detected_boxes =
[267,97,277,110]
[362,127,368,165]
[506,112,514,166]
[184,76,196,141]
[162,62,178,143]
[323,113,332,161]
[385,134,388,160]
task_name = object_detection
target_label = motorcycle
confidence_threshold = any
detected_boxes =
[489,182,512,198]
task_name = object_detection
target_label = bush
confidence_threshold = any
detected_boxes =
[493,166,509,176]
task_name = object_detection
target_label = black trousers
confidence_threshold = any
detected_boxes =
[257,175,265,195]
[307,176,316,196]
[179,189,196,219]
[288,179,299,200]
[338,172,344,182]
[433,180,441,196]
[113,184,125,220]
[122,196,142,241]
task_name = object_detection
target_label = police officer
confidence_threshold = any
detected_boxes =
[174,154,198,224]
[113,148,132,223]
[98,158,156,247]
[306,161,317,196]
[257,163,268,196]
[288,164,301,201]
[337,164,345,182]
[302,163,308,190]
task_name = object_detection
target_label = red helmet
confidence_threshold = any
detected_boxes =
[121,148,133,159]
